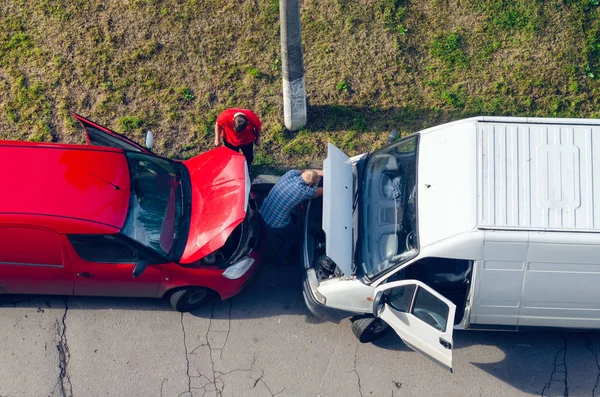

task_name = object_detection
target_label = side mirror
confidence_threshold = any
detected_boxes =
[372,290,385,317]
[132,259,149,278]
[145,130,154,150]
[387,129,399,145]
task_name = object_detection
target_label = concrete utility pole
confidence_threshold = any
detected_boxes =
[280,0,307,131]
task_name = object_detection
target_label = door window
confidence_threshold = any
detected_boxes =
[68,235,137,263]
[73,113,150,153]
[387,284,416,312]
[385,283,450,331]
[374,280,456,371]
[412,287,450,332]
[85,125,144,152]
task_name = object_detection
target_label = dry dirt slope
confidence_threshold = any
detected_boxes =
[1,0,600,167]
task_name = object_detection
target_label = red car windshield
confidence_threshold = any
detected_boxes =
[121,152,187,258]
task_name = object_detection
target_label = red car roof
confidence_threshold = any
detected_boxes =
[0,141,131,234]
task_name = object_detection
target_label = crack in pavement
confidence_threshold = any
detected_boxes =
[189,343,208,355]
[206,302,219,396]
[184,300,280,397]
[244,362,285,397]
[181,301,220,397]
[200,299,232,396]
[540,334,569,397]
[586,335,600,397]
[181,313,192,396]
[348,341,364,397]
[220,300,232,360]
[258,377,285,397]
[56,297,72,397]
[160,378,167,397]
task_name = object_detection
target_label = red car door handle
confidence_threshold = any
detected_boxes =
[77,272,94,277]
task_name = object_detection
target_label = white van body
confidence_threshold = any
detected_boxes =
[301,116,600,372]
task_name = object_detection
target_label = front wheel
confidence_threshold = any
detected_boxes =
[351,316,390,343]
[169,287,210,312]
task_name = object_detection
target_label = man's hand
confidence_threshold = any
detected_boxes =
[214,137,221,147]
[255,136,261,146]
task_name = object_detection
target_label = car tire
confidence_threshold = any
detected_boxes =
[351,316,390,343]
[169,287,210,312]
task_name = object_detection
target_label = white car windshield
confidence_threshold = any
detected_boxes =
[360,135,419,279]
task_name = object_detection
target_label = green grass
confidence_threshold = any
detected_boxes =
[119,116,143,132]
[1,0,600,167]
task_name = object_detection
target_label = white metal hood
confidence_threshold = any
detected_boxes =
[323,143,354,276]
[417,120,479,247]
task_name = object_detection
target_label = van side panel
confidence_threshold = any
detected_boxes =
[478,122,600,232]
[519,232,600,329]
[470,231,528,326]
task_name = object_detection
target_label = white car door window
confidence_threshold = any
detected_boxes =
[373,280,456,372]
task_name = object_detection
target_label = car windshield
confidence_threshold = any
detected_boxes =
[360,135,419,279]
[122,152,186,258]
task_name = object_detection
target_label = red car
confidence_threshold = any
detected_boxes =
[0,114,262,311]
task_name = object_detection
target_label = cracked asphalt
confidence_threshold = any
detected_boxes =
[1,261,599,397]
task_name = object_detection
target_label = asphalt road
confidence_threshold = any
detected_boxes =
[1,259,599,397]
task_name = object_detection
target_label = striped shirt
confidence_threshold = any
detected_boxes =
[259,170,316,228]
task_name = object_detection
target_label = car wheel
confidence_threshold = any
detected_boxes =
[169,287,210,312]
[351,316,390,343]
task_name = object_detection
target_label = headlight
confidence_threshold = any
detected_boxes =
[222,257,255,279]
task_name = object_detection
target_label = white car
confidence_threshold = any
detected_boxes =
[301,116,600,372]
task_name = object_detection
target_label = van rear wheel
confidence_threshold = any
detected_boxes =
[351,316,390,343]
[169,287,210,312]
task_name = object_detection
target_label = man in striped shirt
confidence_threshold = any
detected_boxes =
[259,169,324,263]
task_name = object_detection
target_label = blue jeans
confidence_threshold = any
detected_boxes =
[263,219,298,264]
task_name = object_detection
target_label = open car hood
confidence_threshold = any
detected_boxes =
[180,147,250,264]
[323,143,354,276]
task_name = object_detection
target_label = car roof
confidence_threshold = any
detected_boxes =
[0,140,131,234]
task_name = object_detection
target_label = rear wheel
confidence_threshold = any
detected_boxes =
[351,316,390,343]
[169,287,210,312]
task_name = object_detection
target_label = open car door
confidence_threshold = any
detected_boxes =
[73,113,152,154]
[372,280,456,372]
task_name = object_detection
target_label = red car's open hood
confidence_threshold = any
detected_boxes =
[180,147,249,264]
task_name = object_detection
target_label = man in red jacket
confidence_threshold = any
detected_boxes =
[214,108,262,165]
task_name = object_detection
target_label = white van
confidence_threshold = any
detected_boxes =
[301,116,600,372]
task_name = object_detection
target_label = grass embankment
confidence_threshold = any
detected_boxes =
[1,0,600,168]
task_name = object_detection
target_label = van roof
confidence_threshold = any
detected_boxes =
[0,141,130,234]
[416,116,600,249]
[474,117,600,232]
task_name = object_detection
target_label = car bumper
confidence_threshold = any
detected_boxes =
[219,193,265,296]
[218,249,261,300]
[301,270,355,323]
[300,199,357,323]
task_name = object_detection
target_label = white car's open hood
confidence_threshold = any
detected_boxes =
[323,143,354,277]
